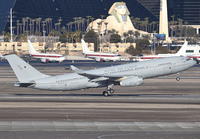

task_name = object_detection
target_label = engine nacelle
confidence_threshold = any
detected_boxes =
[41,58,48,63]
[95,57,104,62]
[120,76,143,87]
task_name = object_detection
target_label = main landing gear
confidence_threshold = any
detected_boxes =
[176,73,180,81]
[103,89,114,97]
[103,83,114,97]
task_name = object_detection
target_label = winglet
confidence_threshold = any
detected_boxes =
[70,65,85,74]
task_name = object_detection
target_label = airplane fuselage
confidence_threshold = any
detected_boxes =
[31,53,65,63]
[85,52,120,62]
[32,56,195,91]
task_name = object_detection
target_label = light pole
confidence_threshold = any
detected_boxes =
[10,8,13,42]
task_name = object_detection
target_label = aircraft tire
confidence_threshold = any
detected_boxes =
[176,77,180,81]
[109,89,114,94]
[103,91,109,97]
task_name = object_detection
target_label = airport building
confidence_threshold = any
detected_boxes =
[0,41,133,55]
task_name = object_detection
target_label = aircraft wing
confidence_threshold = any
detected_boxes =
[70,65,134,81]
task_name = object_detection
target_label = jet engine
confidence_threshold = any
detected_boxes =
[40,58,48,63]
[120,76,143,87]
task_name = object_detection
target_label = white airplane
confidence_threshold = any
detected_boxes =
[81,39,120,62]
[0,53,5,59]
[6,54,196,96]
[138,41,188,61]
[28,40,65,63]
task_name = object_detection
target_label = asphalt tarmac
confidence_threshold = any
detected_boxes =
[0,59,200,138]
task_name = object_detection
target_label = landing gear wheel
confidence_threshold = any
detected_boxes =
[103,91,109,97]
[176,77,180,81]
[109,89,114,94]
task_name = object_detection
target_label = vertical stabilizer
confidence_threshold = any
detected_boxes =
[176,41,188,56]
[28,40,39,54]
[6,54,49,82]
[81,39,93,53]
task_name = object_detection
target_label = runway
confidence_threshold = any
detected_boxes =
[0,59,200,138]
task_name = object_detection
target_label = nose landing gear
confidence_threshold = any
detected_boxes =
[176,73,180,81]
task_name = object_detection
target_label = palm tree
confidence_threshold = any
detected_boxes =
[26,17,30,31]
[81,18,85,33]
[69,22,73,32]
[35,18,39,32]
[31,19,35,35]
[171,15,175,23]
[73,17,78,31]
[144,17,149,32]
[100,15,105,20]
[152,21,157,32]
[177,18,183,36]
[97,21,102,33]
[19,23,23,34]
[29,18,32,35]
[90,17,95,29]
[169,21,174,37]
[45,18,49,34]
[22,18,26,34]
[134,18,140,29]
[135,31,140,39]
[184,21,188,37]
[61,26,66,33]
[77,17,82,31]
[58,18,62,32]
[66,23,70,32]
[74,30,81,42]
[104,22,108,35]
[54,23,59,31]
[149,22,153,33]
[37,17,42,33]
[16,20,20,35]
[86,16,91,27]
[42,21,46,32]
[49,18,53,33]
[130,16,134,23]
[174,21,178,36]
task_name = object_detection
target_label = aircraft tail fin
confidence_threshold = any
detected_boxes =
[81,39,92,53]
[176,41,188,56]
[6,54,49,83]
[28,40,39,54]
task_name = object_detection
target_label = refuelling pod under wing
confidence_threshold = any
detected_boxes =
[120,76,143,87]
